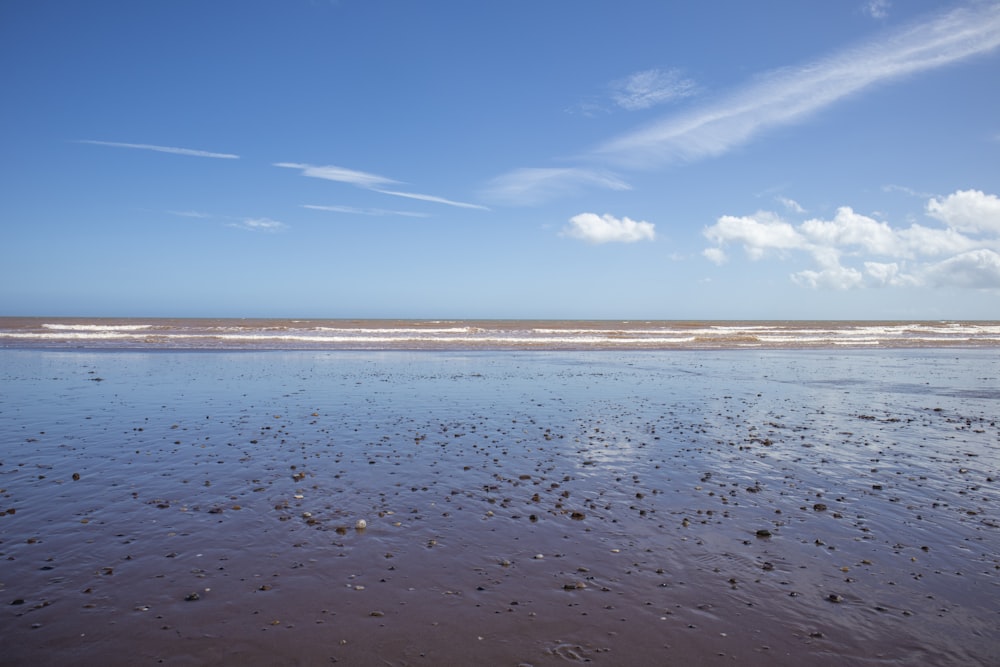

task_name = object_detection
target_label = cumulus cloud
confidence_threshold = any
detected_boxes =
[703,211,805,259]
[923,249,1000,289]
[611,68,697,111]
[702,189,1000,290]
[926,189,1000,234]
[562,213,655,244]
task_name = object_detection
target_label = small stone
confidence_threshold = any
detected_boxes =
[755,529,772,538]
[184,592,200,601]
[827,593,843,603]
[72,473,80,481]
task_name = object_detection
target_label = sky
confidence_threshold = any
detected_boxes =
[1,0,999,320]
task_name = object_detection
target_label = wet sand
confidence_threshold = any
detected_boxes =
[1,350,998,666]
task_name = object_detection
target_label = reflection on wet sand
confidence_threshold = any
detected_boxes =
[1,350,997,666]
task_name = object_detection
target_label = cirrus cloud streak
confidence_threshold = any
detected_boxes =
[277,162,487,210]
[77,140,239,159]
[593,5,1000,168]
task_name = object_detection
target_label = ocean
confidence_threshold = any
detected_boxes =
[1,317,999,350]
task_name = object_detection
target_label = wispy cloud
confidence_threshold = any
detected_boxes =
[482,167,631,207]
[277,162,487,210]
[373,189,489,211]
[882,184,936,199]
[274,162,397,188]
[229,217,287,232]
[611,68,697,111]
[168,210,214,219]
[77,140,239,159]
[777,196,806,214]
[570,66,697,117]
[302,204,430,218]
[864,0,891,20]
[593,5,1000,168]
[702,189,1000,289]
[562,212,656,244]
[168,210,287,231]
[489,5,1000,207]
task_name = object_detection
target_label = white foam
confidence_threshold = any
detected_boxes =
[42,323,152,331]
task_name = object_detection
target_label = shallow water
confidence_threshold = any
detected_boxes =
[1,350,998,665]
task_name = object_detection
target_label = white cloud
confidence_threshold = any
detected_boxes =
[488,5,1000,206]
[275,162,397,188]
[373,189,490,211]
[926,189,1000,234]
[168,210,213,219]
[562,213,655,244]
[792,265,865,290]
[702,247,728,265]
[882,184,935,199]
[800,207,901,256]
[302,204,429,218]
[230,217,287,232]
[277,162,487,210]
[862,261,918,287]
[864,1,891,20]
[777,196,805,213]
[592,5,1000,168]
[78,140,239,159]
[703,189,1000,290]
[703,211,806,259]
[923,249,1000,288]
[611,68,697,111]
[482,168,631,207]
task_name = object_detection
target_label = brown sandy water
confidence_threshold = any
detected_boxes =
[1,350,997,665]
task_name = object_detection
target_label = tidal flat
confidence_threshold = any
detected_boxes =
[1,350,997,666]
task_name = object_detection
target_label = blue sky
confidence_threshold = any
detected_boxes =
[2,0,999,319]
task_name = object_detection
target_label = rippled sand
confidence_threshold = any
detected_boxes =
[1,350,997,666]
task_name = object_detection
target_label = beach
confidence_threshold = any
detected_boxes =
[1,347,997,665]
